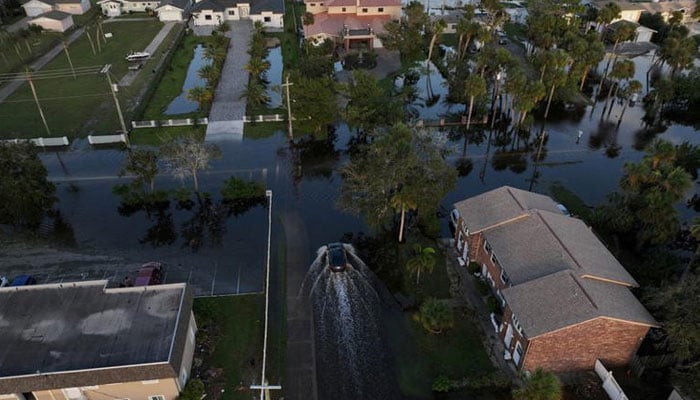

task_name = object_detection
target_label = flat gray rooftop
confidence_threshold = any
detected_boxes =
[0,281,186,377]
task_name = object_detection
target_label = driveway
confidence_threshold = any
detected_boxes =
[205,20,252,139]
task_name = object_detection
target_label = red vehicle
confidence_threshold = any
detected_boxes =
[134,262,165,286]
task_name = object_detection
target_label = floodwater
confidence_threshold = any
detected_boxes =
[14,49,698,298]
[265,46,283,108]
[164,44,210,115]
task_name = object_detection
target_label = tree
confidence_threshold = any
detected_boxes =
[379,1,428,60]
[413,298,454,333]
[426,19,447,62]
[187,86,214,111]
[244,57,271,81]
[512,369,562,400]
[598,22,636,95]
[197,64,220,86]
[391,191,417,243]
[344,70,402,135]
[0,142,56,229]
[338,124,456,237]
[603,59,635,117]
[120,149,158,192]
[596,2,621,36]
[289,74,338,139]
[616,79,642,125]
[659,34,697,76]
[161,137,222,192]
[645,272,700,398]
[240,81,270,106]
[538,49,570,120]
[463,74,487,131]
[302,11,314,28]
[216,21,230,33]
[406,244,436,284]
[618,139,693,247]
[179,379,205,400]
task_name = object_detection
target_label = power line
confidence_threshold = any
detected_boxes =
[1,92,111,103]
[0,65,104,78]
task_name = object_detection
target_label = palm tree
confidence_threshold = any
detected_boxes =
[197,64,220,86]
[659,35,696,77]
[512,368,562,400]
[463,74,487,133]
[616,79,642,126]
[204,43,227,65]
[245,57,271,81]
[426,19,447,62]
[602,59,634,118]
[596,2,621,37]
[391,191,417,243]
[597,22,636,96]
[406,244,436,284]
[540,49,570,120]
[187,86,214,111]
[240,81,270,106]
[413,298,454,334]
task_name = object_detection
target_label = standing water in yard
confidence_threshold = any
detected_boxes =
[264,46,283,108]
[304,244,400,400]
[165,44,210,115]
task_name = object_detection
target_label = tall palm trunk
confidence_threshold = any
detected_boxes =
[467,95,475,130]
[607,82,621,118]
[579,65,590,91]
[398,203,406,242]
[544,84,556,120]
[617,100,629,126]
[602,80,616,117]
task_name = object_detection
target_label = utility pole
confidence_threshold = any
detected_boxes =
[281,74,294,141]
[25,69,51,136]
[101,64,129,145]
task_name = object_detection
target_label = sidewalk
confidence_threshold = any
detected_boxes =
[0,27,84,103]
[281,210,318,400]
[439,238,519,381]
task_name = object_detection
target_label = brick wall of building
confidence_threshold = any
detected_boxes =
[522,318,650,372]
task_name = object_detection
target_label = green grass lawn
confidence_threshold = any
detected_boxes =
[141,33,214,120]
[387,309,496,398]
[549,183,593,222]
[0,32,62,75]
[0,20,167,139]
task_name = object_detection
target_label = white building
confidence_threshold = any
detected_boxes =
[21,0,91,17]
[97,0,191,21]
[190,0,284,30]
[29,9,74,31]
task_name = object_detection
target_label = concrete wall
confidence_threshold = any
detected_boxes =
[30,15,73,32]
[32,379,180,400]
[523,318,650,373]
[250,12,283,29]
[177,312,198,389]
[55,0,91,15]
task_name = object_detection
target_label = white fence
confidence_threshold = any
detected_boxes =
[1,137,69,147]
[243,114,285,123]
[595,360,629,400]
[88,134,127,145]
[131,118,209,129]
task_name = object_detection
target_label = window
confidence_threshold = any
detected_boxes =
[500,269,510,285]
[228,9,235,15]
[148,396,166,400]
[362,7,368,12]
[142,380,160,385]
[309,3,315,5]
[264,16,271,22]
[378,7,383,11]
[490,252,497,265]
[319,2,323,5]
[496,289,506,307]
[204,14,212,19]
[141,2,145,5]
[483,241,492,254]
[341,7,345,11]
[512,314,523,335]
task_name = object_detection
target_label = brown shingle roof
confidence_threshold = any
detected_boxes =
[454,186,562,233]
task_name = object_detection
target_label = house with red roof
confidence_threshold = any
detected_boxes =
[303,0,401,50]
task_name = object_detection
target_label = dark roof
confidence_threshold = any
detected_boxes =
[23,0,84,5]
[502,271,657,338]
[34,10,72,19]
[157,0,190,10]
[454,186,562,233]
[455,186,656,337]
[191,0,283,14]
[0,281,193,393]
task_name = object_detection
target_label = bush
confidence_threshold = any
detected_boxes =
[413,298,454,334]
[475,278,490,296]
[432,375,454,392]
[180,379,205,400]
[468,261,480,274]
[220,177,266,215]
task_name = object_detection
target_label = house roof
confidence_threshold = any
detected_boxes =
[318,0,400,7]
[591,0,696,14]
[304,12,390,37]
[33,9,71,20]
[22,0,83,5]
[456,186,655,338]
[191,0,283,14]
[0,281,193,393]
[453,186,562,233]
[502,271,657,338]
[156,0,189,10]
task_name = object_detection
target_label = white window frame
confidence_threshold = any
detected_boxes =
[499,269,509,285]
[483,240,491,254]
[512,314,523,336]
[142,380,160,385]
[148,396,166,400]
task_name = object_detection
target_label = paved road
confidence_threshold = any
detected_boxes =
[205,20,252,140]
[0,27,85,103]
[281,210,318,400]
[119,21,177,86]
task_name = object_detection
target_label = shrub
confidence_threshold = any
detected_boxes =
[180,379,205,400]
[468,261,480,274]
[413,298,454,334]
[432,375,454,392]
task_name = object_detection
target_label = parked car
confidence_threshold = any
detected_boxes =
[134,262,165,286]
[10,275,37,286]
[327,243,348,272]
[450,209,460,229]
[0,276,8,287]
[556,203,571,217]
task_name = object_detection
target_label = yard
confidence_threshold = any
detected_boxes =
[0,20,174,139]
[193,294,285,400]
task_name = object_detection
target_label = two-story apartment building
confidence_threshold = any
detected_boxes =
[453,186,657,373]
[303,0,401,49]
[0,281,197,400]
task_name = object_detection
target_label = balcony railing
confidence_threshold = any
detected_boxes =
[343,25,374,36]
